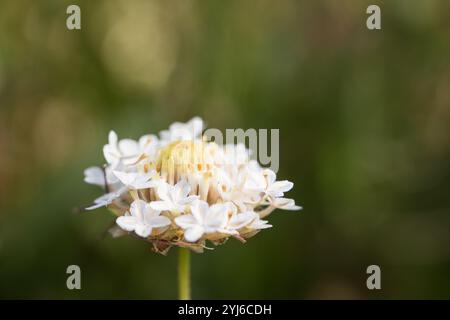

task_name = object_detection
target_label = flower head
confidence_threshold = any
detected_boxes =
[83,117,301,254]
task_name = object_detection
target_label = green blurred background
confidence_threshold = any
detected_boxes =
[1,0,450,299]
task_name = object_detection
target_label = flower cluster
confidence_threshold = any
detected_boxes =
[83,117,301,254]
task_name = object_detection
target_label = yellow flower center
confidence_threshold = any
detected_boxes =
[156,140,217,184]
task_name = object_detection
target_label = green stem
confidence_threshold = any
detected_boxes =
[178,247,191,300]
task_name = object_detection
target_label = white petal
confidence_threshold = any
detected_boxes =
[184,226,204,242]
[85,202,106,210]
[229,211,256,230]
[116,216,138,232]
[250,218,272,230]
[188,117,204,137]
[190,200,209,224]
[113,170,135,185]
[108,130,118,146]
[141,204,161,218]
[244,171,265,192]
[149,201,173,211]
[122,154,143,166]
[258,222,272,229]
[174,214,198,229]
[139,134,157,149]
[206,204,228,230]
[85,191,120,210]
[272,198,302,211]
[103,145,120,164]
[83,167,105,186]
[147,216,171,228]
[134,224,152,238]
[178,195,199,205]
[133,180,158,190]
[130,199,147,221]
[118,139,140,156]
[175,179,191,199]
[268,180,293,196]
[156,182,170,202]
[159,129,171,142]
[224,202,238,215]
[264,169,277,186]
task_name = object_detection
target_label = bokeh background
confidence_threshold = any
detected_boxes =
[1,0,450,299]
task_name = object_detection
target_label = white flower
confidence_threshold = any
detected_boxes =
[150,180,198,213]
[103,131,127,165]
[84,166,105,186]
[116,199,171,238]
[175,200,230,242]
[246,168,293,199]
[264,170,293,198]
[103,131,159,166]
[214,167,260,211]
[84,166,124,188]
[137,134,159,158]
[270,197,302,211]
[113,170,158,190]
[159,117,204,143]
[85,187,127,210]
[226,210,257,233]
[247,215,272,230]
